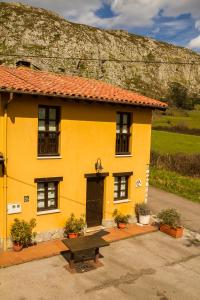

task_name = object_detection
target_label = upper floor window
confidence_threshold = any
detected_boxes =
[38,106,60,156]
[115,112,131,155]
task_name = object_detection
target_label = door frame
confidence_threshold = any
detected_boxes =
[84,173,109,227]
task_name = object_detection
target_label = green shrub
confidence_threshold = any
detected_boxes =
[112,209,130,224]
[151,151,200,177]
[65,213,85,234]
[135,203,150,216]
[157,208,181,229]
[152,125,200,136]
[10,218,37,247]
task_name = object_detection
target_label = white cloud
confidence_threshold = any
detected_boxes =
[3,0,200,30]
[101,0,163,27]
[156,19,190,38]
[188,35,200,49]
[62,0,200,29]
[152,27,160,34]
[2,0,160,28]
[3,0,103,21]
[161,0,200,20]
[195,20,200,31]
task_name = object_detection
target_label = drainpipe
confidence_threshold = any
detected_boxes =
[2,92,13,250]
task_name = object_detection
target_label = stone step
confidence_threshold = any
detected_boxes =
[85,225,106,235]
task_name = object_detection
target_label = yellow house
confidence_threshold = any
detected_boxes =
[0,66,167,250]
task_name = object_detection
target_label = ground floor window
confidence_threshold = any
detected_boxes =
[113,172,133,201]
[34,177,63,211]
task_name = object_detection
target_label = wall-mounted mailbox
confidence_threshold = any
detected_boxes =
[7,203,22,214]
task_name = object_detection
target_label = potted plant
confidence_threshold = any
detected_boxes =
[135,203,151,225]
[112,209,130,229]
[10,218,37,251]
[65,213,85,238]
[157,208,183,238]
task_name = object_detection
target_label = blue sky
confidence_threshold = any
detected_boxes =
[4,0,200,52]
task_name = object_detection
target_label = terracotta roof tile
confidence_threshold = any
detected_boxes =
[0,66,167,109]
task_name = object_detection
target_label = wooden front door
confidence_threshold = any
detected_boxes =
[86,176,104,227]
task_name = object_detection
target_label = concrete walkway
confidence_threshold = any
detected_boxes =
[0,232,199,300]
[148,186,200,233]
[0,224,157,268]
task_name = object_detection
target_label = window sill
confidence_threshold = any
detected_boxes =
[37,156,62,160]
[37,209,61,215]
[114,199,131,204]
[115,154,132,158]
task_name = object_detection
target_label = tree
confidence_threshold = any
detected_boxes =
[169,82,193,109]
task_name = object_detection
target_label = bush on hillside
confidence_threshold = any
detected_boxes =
[151,151,200,177]
[152,125,200,136]
[169,82,194,110]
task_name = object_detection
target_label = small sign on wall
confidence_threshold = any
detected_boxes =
[24,196,29,203]
[136,179,142,188]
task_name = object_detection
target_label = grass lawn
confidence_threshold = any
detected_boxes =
[150,167,200,203]
[153,108,200,129]
[151,109,200,200]
[151,130,200,154]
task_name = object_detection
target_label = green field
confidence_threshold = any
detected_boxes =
[151,130,200,154]
[150,167,200,203]
[151,107,200,202]
[153,108,200,129]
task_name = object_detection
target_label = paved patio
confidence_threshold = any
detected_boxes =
[0,231,199,300]
[0,224,157,268]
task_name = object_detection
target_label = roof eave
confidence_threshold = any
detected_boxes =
[0,88,167,111]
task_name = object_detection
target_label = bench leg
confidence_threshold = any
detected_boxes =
[94,248,99,263]
[69,252,75,269]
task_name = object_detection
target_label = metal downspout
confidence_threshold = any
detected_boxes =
[3,97,8,250]
[2,93,13,250]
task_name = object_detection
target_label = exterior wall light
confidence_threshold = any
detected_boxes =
[0,153,5,177]
[95,158,103,173]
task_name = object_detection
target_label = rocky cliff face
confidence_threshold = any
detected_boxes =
[1,2,200,100]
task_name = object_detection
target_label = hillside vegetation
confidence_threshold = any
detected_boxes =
[0,2,200,102]
[153,108,200,129]
[151,107,200,203]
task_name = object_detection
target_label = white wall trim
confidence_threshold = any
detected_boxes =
[114,199,131,204]
[37,209,61,215]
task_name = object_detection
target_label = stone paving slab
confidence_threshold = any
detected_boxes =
[104,224,157,242]
[0,224,157,268]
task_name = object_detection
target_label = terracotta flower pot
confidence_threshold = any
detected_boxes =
[13,243,23,252]
[118,223,126,229]
[68,233,78,239]
[160,224,184,238]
